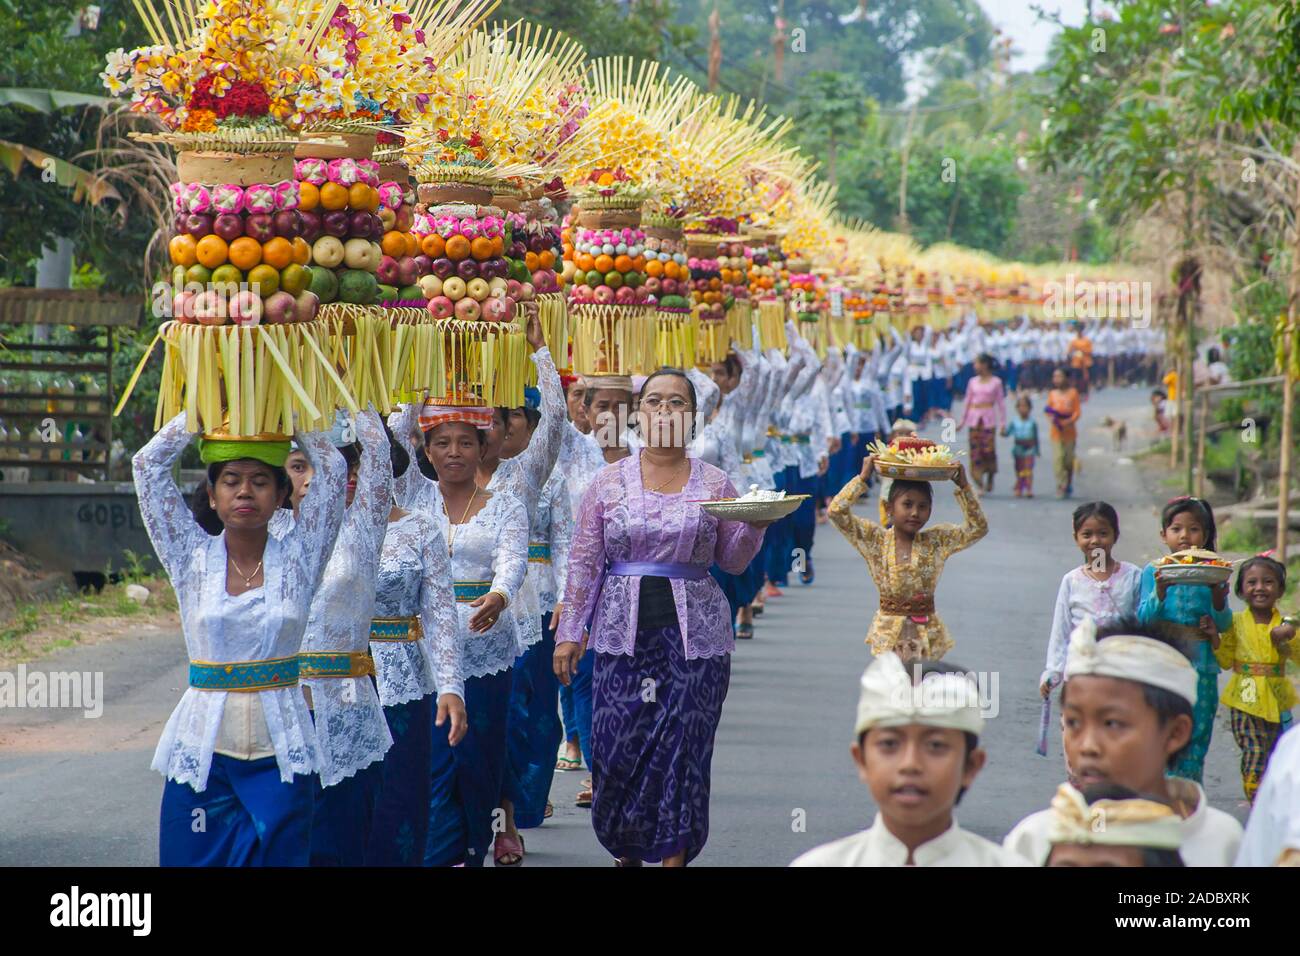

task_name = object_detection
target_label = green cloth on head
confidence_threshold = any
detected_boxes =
[198,436,291,468]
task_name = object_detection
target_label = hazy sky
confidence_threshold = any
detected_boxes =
[981,0,1095,70]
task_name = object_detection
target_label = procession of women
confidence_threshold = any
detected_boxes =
[81,1,1298,870]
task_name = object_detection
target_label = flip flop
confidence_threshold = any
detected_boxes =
[555,755,582,772]
[543,801,553,819]
[494,833,524,866]
[736,621,754,640]
[576,788,593,808]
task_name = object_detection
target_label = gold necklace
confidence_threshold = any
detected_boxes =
[442,486,479,557]
[228,555,262,588]
[644,458,687,493]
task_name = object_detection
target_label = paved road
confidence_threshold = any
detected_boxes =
[0,385,1245,866]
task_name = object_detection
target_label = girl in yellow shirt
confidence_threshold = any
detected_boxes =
[1214,555,1297,801]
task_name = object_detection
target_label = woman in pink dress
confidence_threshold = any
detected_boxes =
[958,353,1007,493]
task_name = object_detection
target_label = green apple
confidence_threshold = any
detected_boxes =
[184,264,213,287]
[604,270,623,289]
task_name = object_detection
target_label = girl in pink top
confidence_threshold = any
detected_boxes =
[958,353,1007,493]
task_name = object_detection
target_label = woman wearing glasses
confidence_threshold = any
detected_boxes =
[554,369,770,866]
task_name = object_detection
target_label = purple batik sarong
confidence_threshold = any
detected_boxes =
[591,624,730,864]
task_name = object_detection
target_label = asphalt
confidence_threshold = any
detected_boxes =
[0,385,1246,866]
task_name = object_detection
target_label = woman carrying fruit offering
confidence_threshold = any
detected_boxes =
[553,369,771,867]
[828,452,987,661]
[133,414,346,866]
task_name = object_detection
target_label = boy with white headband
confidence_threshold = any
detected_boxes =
[791,653,1026,866]
[1046,782,1185,867]
[1004,619,1242,865]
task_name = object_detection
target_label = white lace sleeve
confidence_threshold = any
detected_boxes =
[490,494,530,604]
[388,401,435,510]
[419,526,464,701]
[549,478,574,602]
[131,412,206,580]
[514,347,564,497]
[287,429,347,593]
[687,367,720,421]
[353,407,394,553]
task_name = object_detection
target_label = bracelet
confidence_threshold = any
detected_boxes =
[490,588,511,610]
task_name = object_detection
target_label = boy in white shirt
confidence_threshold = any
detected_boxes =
[1004,619,1242,866]
[791,654,1028,867]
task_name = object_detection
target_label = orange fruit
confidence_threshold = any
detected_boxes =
[613,254,633,273]
[562,242,574,258]
[490,235,504,256]
[538,250,556,270]
[593,254,614,274]
[645,259,664,278]
[381,230,407,258]
[291,236,312,266]
[472,236,495,261]
[421,233,446,258]
[524,251,540,271]
[319,182,349,211]
[664,261,680,280]
[261,237,293,270]
[298,181,320,211]
[348,183,373,211]
[404,232,419,257]
[575,253,594,273]
[444,235,471,261]
[169,234,198,267]
[195,234,229,269]
[228,237,263,271]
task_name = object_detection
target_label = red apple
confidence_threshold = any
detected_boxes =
[426,295,454,319]
[593,285,614,305]
[412,254,433,276]
[229,289,263,326]
[394,205,414,232]
[272,210,301,239]
[213,213,244,242]
[481,295,510,322]
[454,297,481,320]
[262,291,296,324]
[185,213,214,238]
[322,210,350,238]
[376,255,401,285]
[293,290,320,322]
[245,213,275,243]
[298,210,323,242]
[396,257,420,287]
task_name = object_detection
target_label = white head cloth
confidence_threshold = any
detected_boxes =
[1046,783,1183,851]
[854,652,984,738]
[1063,617,1198,705]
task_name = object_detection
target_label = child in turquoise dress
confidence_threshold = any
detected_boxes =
[1136,496,1232,782]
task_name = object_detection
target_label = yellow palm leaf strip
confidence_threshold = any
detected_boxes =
[114,325,165,418]
[298,319,356,415]
[239,325,255,437]
[219,325,238,435]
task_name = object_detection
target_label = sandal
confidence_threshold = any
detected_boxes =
[576,784,593,808]
[544,801,553,819]
[736,621,754,640]
[614,857,643,867]
[555,755,582,772]
[494,833,524,866]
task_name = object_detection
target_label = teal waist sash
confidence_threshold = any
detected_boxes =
[189,656,299,691]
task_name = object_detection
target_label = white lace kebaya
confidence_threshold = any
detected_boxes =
[392,347,563,653]
[530,470,572,613]
[433,489,530,675]
[371,509,465,706]
[133,413,345,792]
[268,408,393,788]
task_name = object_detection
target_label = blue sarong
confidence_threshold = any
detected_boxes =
[560,651,595,770]
[425,666,512,867]
[310,758,382,866]
[365,695,432,865]
[504,620,563,830]
[160,754,313,866]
